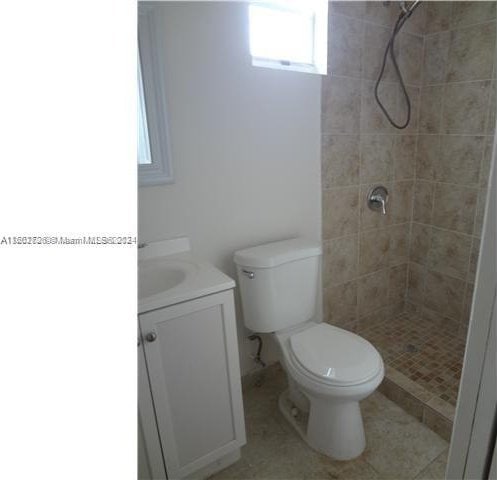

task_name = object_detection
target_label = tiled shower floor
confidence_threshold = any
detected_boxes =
[357,312,466,406]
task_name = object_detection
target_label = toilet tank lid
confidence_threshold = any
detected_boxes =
[233,238,322,268]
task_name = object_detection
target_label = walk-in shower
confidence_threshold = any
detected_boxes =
[322,0,496,441]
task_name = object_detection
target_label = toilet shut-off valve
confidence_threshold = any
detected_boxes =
[248,334,266,368]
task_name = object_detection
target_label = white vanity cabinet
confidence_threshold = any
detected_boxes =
[138,289,246,480]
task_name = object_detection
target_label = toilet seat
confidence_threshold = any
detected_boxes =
[289,323,382,387]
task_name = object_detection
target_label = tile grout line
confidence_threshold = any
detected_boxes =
[416,447,450,479]
[422,77,495,88]
[323,177,482,192]
[332,6,496,34]
[322,132,494,137]
[405,27,426,313]
[406,14,425,311]
[326,220,479,250]
[425,17,497,37]
[460,66,496,328]
[356,15,365,329]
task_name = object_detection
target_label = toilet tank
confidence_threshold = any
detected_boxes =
[233,238,322,333]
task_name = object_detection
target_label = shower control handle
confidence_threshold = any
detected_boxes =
[368,186,389,215]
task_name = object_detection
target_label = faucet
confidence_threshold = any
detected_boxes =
[367,186,389,215]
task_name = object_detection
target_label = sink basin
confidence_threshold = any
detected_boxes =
[139,258,198,299]
[138,238,235,312]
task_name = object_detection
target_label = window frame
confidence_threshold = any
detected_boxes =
[138,4,174,187]
[248,0,328,75]
[138,57,152,167]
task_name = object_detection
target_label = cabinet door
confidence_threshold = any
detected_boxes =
[138,326,167,479]
[139,290,246,480]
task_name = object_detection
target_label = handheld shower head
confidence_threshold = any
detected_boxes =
[400,1,421,16]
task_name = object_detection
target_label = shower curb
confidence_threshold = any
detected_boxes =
[379,365,454,442]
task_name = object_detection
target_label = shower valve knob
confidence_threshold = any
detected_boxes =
[368,186,389,215]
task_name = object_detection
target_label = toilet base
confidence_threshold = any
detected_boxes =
[278,389,366,461]
[278,390,309,442]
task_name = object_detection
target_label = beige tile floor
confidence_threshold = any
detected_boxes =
[210,365,448,480]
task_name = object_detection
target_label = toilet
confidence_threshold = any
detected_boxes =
[234,238,384,461]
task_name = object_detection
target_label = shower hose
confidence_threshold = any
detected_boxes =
[374,5,421,129]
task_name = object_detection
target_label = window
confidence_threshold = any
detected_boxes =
[138,4,173,186]
[248,0,328,75]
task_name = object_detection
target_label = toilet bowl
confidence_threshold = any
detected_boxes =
[274,322,384,460]
[233,238,384,460]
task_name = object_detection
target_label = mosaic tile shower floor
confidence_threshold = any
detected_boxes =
[357,313,466,406]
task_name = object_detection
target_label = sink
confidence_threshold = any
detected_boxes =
[138,237,235,313]
[139,258,198,299]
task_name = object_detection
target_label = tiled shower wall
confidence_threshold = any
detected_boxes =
[322,1,496,331]
[407,1,496,338]
[322,1,424,329]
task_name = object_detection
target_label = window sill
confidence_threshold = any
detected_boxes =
[251,58,326,75]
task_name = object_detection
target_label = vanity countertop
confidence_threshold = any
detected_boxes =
[138,238,235,314]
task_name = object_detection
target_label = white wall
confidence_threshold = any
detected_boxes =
[138,1,322,374]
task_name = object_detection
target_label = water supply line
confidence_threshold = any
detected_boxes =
[375,0,422,129]
[248,334,266,368]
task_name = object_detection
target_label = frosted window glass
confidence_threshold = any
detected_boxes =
[249,4,315,65]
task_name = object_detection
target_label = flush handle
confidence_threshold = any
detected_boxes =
[242,269,255,279]
[368,186,389,215]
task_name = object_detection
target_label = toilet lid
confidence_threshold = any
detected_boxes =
[289,323,382,386]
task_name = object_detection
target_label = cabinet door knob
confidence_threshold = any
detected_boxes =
[146,332,157,342]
